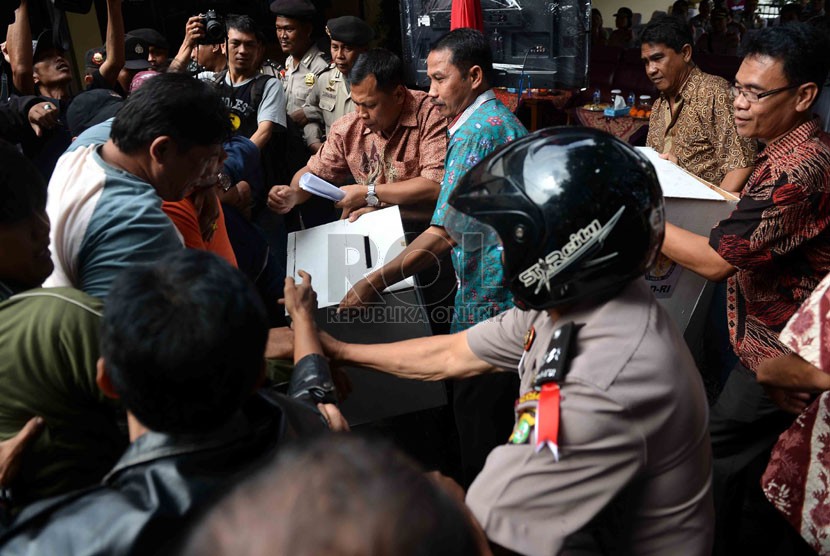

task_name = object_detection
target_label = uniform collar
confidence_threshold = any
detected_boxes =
[301,44,322,67]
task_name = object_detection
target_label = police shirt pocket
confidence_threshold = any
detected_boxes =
[319,94,336,112]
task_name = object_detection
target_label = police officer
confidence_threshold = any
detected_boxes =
[299,16,373,153]
[270,0,328,148]
[289,128,715,555]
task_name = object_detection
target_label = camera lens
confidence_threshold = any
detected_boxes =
[198,10,226,45]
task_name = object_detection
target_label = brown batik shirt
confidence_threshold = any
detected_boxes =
[306,89,447,227]
[647,66,756,186]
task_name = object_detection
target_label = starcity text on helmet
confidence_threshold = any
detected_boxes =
[519,206,626,294]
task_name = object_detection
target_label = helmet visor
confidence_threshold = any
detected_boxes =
[443,205,503,254]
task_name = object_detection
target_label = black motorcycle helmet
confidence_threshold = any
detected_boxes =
[445,127,665,311]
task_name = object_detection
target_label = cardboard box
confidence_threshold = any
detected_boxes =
[287,206,414,308]
[287,206,446,425]
[637,147,738,343]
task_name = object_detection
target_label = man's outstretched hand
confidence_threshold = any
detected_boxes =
[0,417,44,488]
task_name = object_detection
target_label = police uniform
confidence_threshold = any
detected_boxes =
[303,65,351,145]
[463,280,713,555]
[282,44,329,146]
[301,15,374,146]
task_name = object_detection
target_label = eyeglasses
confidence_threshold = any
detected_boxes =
[730,83,800,103]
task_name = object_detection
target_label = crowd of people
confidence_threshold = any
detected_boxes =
[2,0,830,553]
[593,0,829,54]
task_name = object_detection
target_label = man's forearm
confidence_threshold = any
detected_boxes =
[249,121,276,150]
[99,0,125,85]
[8,0,34,95]
[292,312,323,362]
[289,166,313,205]
[720,166,753,194]
[169,44,194,73]
[662,222,736,281]
[375,177,440,205]
[757,353,830,392]
[330,332,494,381]
[367,225,454,290]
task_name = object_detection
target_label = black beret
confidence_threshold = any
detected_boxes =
[325,16,374,46]
[127,28,169,50]
[269,0,316,19]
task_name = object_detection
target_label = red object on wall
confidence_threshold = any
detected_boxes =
[450,0,484,31]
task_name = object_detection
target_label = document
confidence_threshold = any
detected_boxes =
[635,147,730,201]
[298,172,346,202]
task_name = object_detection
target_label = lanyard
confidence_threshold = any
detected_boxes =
[448,89,497,137]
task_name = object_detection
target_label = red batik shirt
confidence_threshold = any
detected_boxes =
[709,118,830,372]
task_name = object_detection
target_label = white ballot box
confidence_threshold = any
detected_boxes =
[287,206,446,425]
[287,206,414,308]
[637,147,739,344]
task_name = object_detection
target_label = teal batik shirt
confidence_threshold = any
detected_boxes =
[430,91,528,332]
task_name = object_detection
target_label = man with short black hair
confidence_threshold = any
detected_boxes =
[660,23,830,553]
[0,140,126,510]
[43,73,231,298]
[0,250,326,555]
[267,48,446,229]
[640,15,756,192]
[339,29,526,486]
[199,15,286,152]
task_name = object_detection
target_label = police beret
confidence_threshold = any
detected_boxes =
[325,16,374,46]
[269,0,316,19]
[127,28,169,51]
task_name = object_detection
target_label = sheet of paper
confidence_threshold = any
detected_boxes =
[635,147,726,201]
[298,172,346,202]
[287,206,414,308]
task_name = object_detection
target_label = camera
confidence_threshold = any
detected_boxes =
[198,10,226,45]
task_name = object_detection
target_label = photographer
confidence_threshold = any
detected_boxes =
[169,12,228,75]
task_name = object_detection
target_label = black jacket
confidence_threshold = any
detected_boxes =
[0,390,325,555]
[0,95,41,144]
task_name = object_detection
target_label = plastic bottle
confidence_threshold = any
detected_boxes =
[592,88,601,106]
[627,92,635,106]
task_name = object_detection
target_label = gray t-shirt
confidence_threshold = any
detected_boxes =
[465,280,714,556]
[200,72,287,128]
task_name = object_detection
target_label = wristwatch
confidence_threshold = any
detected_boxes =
[216,172,234,192]
[365,183,379,207]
